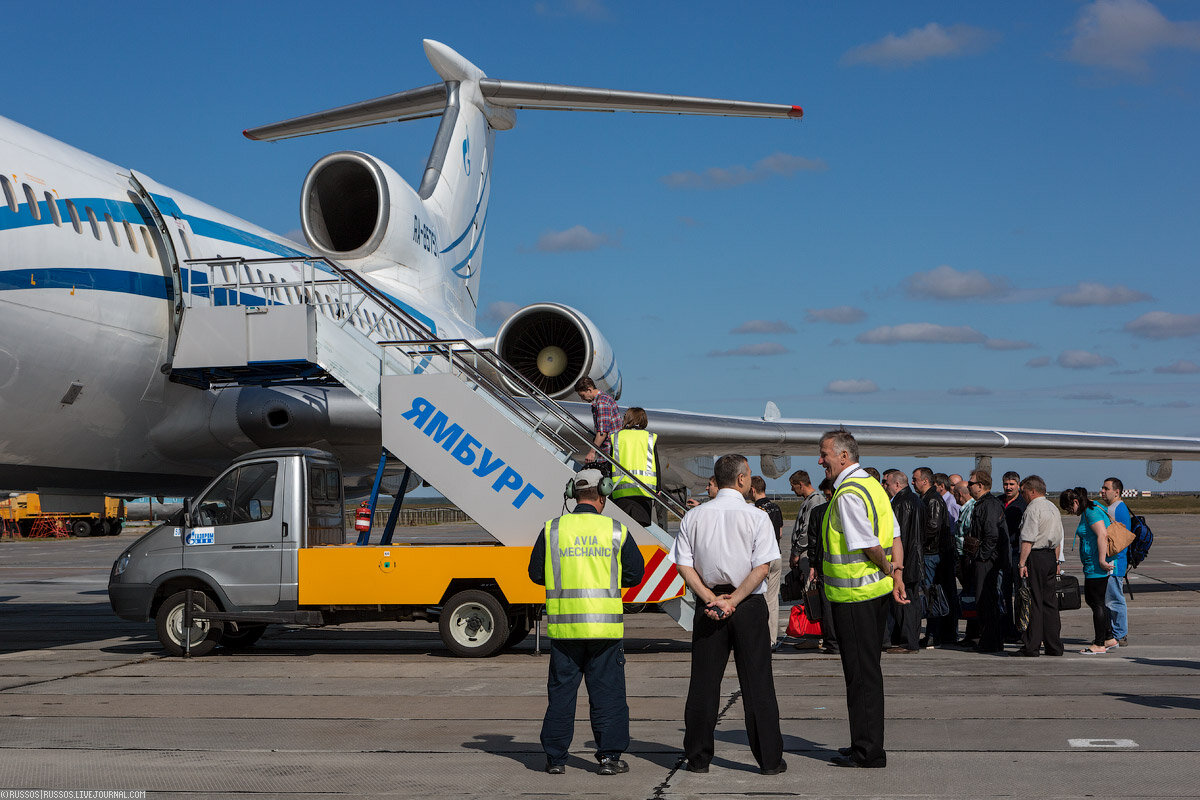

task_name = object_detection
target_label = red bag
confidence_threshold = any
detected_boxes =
[786,603,822,638]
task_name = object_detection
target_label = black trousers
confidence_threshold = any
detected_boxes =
[613,495,652,527]
[973,558,1003,651]
[1019,548,1063,656]
[684,592,783,771]
[1084,576,1113,646]
[831,594,889,764]
[884,582,921,650]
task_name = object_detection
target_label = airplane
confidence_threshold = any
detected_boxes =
[2,39,1198,511]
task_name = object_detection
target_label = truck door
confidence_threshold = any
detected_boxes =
[185,459,283,607]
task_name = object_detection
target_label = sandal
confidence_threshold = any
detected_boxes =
[1079,647,1108,655]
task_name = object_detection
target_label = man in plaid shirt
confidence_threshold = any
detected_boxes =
[575,377,621,473]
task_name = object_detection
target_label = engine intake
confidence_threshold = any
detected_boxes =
[495,303,620,401]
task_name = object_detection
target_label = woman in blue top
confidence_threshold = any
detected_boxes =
[1059,487,1117,654]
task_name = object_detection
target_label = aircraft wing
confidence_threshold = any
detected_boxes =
[539,401,1200,486]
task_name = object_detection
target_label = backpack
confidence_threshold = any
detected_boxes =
[1126,512,1154,569]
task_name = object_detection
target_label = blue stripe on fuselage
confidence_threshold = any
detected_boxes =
[0,268,170,299]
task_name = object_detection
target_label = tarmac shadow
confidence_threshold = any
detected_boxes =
[1108,691,1200,710]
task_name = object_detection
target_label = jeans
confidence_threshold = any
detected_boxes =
[541,639,629,765]
[1105,574,1128,640]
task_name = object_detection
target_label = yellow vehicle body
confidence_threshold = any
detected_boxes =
[298,544,667,607]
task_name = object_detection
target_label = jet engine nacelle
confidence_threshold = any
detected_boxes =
[300,151,433,271]
[494,303,621,401]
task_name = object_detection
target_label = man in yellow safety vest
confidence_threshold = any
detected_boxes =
[818,429,908,769]
[527,468,645,776]
[609,407,662,527]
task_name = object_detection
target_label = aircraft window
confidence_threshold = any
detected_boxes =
[85,207,102,240]
[65,200,82,233]
[0,176,16,213]
[22,184,40,220]
[44,192,62,227]
[140,227,156,258]
[103,213,120,246]
[124,221,138,252]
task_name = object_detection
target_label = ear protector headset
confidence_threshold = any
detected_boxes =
[564,471,614,499]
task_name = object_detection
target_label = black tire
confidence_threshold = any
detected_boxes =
[155,589,223,657]
[504,620,533,649]
[439,590,510,658]
[219,624,267,649]
[71,520,92,538]
[98,519,113,536]
[108,521,123,536]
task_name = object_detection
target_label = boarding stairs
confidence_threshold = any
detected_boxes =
[169,256,696,629]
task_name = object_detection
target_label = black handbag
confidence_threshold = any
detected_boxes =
[804,577,824,622]
[1054,574,1082,611]
[924,584,950,618]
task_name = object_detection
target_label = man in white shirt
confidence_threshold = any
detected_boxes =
[670,454,785,776]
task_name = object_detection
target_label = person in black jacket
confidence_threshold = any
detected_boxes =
[913,467,954,646]
[966,469,1010,652]
[803,478,838,654]
[998,471,1026,640]
[882,470,925,652]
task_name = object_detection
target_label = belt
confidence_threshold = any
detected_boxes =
[1032,546,1055,552]
[711,583,736,594]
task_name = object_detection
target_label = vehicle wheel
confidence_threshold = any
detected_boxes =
[504,621,533,649]
[108,521,123,536]
[155,589,223,657]
[439,590,510,658]
[220,623,267,649]
[98,519,113,536]
[71,520,92,538]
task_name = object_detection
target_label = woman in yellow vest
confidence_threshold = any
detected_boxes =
[608,407,662,527]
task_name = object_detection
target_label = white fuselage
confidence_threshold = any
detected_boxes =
[0,115,479,495]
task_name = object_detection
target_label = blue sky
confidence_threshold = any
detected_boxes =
[7,1,1200,491]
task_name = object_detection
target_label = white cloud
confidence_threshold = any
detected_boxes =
[805,305,866,324]
[984,338,1034,351]
[481,301,520,324]
[904,265,1009,300]
[1124,311,1200,339]
[826,379,879,394]
[1057,350,1118,369]
[857,323,987,344]
[948,386,993,396]
[1154,359,1200,374]
[531,225,616,253]
[731,320,797,335]
[1164,400,1194,409]
[1062,390,1115,401]
[662,152,827,190]
[842,22,996,68]
[1054,282,1153,306]
[707,342,790,358]
[1066,0,1200,75]
[1026,356,1052,368]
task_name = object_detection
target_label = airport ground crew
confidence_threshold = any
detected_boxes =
[609,407,661,527]
[817,430,907,769]
[528,469,645,776]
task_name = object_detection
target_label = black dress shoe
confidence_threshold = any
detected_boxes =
[760,759,787,775]
[545,762,566,774]
[676,757,708,773]
[837,746,853,757]
[1009,649,1039,657]
[830,754,886,768]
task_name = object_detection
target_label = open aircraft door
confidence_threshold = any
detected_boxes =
[127,171,199,351]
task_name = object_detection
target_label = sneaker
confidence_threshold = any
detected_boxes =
[545,762,565,774]
[598,757,629,775]
[1118,637,1129,646]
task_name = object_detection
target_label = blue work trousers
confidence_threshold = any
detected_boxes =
[541,638,629,766]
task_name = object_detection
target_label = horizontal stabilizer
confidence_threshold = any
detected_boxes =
[479,79,802,119]
[244,83,447,141]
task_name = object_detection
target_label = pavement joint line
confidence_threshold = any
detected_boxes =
[648,688,743,799]
[0,653,162,693]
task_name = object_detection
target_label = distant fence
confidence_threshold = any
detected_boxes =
[345,507,473,529]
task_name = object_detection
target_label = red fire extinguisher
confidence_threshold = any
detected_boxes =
[354,501,372,533]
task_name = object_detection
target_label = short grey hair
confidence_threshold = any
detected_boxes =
[819,429,859,463]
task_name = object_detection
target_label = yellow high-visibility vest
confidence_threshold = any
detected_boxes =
[543,512,628,639]
[610,429,657,499]
[821,475,895,603]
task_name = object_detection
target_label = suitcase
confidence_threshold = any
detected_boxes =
[1054,574,1081,611]
[786,603,822,638]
